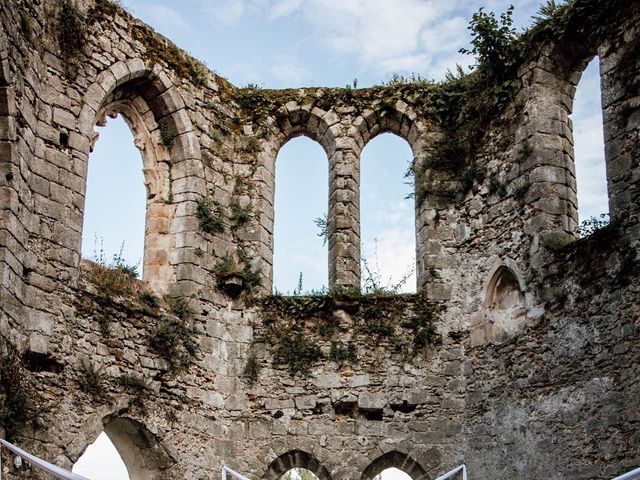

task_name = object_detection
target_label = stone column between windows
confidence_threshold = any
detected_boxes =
[328,142,360,289]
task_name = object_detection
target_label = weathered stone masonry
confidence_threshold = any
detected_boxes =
[0,1,638,479]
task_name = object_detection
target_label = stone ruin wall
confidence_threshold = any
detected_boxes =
[0,0,638,479]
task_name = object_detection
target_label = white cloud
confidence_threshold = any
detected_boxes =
[362,229,416,293]
[270,57,313,85]
[182,0,544,79]
[269,0,304,19]
[299,0,453,76]
[256,0,541,80]
[226,62,263,86]
[135,4,190,30]
[203,0,247,26]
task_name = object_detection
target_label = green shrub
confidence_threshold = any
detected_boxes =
[59,0,86,59]
[197,197,225,234]
[273,336,323,377]
[20,12,32,40]
[230,198,251,225]
[187,59,208,86]
[579,213,610,237]
[139,291,160,309]
[214,251,261,294]
[149,317,198,369]
[79,360,105,397]
[117,373,151,391]
[160,123,174,148]
[0,345,44,440]
[329,341,358,366]
[165,295,191,321]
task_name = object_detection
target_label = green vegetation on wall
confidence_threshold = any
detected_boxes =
[0,341,45,441]
[149,297,199,370]
[255,293,444,378]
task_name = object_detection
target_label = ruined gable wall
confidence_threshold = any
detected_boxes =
[0,1,638,479]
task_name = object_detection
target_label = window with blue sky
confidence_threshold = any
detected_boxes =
[76,0,608,475]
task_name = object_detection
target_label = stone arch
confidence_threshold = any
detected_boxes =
[483,263,525,310]
[264,449,332,480]
[361,451,430,480]
[257,105,337,291]
[77,59,205,293]
[471,261,527,347]
[359,131,416,292]
[74,415,175,480]
[102,416,175,480]
[355,104,441,291]
[356,103,426,157]
[271,104,338,157]
[518,34,607,242]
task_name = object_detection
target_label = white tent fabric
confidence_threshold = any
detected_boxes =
[0,438,90,480]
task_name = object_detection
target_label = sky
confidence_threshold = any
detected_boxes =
[76,0,608,476]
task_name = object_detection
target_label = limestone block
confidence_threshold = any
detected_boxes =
[358,392,387,410]
[311,373,342,389]
[29,332,49,354]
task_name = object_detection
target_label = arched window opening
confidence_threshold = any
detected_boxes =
[373,468,414,480]
[265,450,332,480]
[479,266,526,342]
[81,114,146,277]
[571,57,609,235]
[361,133,416,293]
[361,452,427,480]
[486,267,524,312]
[281,468,321,480]
[72,431,129,480]
[273,136,328,294]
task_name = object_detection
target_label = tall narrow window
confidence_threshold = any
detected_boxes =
[361,133,416,293]
[571,57,609,232]
[273,137,328,294]
[81,115,146,274]
[73,432,129,480]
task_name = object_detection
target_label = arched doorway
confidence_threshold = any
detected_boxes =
[73,431,129,480]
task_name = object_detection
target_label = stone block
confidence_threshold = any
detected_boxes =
[358,392,386,410]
